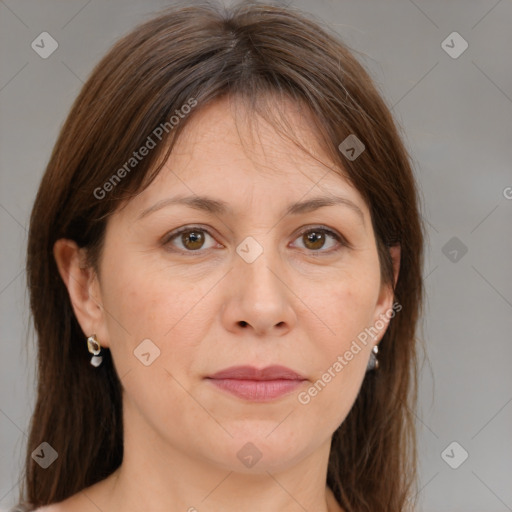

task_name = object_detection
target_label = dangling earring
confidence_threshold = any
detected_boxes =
[87,334,103,367]
[366,344,379,371]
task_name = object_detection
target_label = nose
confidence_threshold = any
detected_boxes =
[220,248,297,337]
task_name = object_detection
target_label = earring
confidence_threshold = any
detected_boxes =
[87,334,104,367]
[366,344,379,371]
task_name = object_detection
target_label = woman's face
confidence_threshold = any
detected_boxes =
[78,96,396,474]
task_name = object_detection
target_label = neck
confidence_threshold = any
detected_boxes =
[92,396,344,512]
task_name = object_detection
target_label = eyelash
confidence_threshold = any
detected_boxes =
[161,225,349,255]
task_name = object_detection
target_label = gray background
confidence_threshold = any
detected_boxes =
[1,0,511,510]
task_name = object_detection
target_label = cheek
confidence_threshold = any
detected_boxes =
[334,283,378,338]
[100,247,180,335]
[98,260,213,425]
[101,271,161,338]
[307,264,381,354]
[295,285,374,433]
[99,255,214,375]
[294,260,380,420]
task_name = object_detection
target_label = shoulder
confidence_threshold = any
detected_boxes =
[10,500,75,512]
[14,506,59,512]
[21,489,104,512]
[12,473,114,512]
[30,501,78,512]
[6,506,53,512]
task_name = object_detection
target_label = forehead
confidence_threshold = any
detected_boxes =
[171,95,338,179]
[124,95,365,217]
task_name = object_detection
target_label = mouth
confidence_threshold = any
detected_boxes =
[205,365,307,402]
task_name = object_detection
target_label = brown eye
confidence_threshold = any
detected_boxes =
[293,227,346,253]
[303,230,327,250]
[180,230,205,250]
[163,227,217,252]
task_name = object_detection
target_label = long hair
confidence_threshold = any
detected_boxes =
[20,2,424,510]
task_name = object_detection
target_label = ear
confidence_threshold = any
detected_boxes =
[372,244,401,342]
[53,239,110,347]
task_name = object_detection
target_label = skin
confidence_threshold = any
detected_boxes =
[49,95,399,512]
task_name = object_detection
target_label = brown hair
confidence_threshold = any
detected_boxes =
[20,1,424,511]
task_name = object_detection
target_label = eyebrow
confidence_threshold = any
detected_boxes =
[137,194,365,224]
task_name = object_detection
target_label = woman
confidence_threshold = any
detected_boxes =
[14,1,424,511]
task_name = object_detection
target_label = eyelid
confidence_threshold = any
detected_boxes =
[290,225,351,252]
[161,224,350,254]
[160,224,220,252]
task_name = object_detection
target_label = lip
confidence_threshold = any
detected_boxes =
[208,365,306,381]
[206,365,307,402]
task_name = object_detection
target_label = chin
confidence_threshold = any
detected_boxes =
[203,428,315,474]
